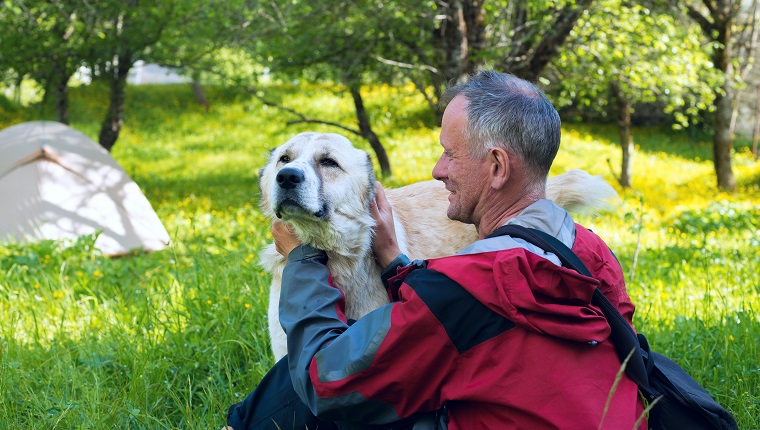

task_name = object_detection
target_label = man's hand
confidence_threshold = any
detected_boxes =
[272,221,301,258]
[370,181,403,268]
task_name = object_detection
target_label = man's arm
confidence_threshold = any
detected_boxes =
[278,245,463,424]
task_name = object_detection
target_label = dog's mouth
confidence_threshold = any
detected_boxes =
[275,199,329,220]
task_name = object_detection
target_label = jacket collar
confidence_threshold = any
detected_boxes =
[457,199,576,265]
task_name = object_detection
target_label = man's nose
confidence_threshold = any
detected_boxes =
[432,157,447,180]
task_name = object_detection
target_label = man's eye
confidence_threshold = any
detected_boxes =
[320,158,339,168]
[279,155,290,163]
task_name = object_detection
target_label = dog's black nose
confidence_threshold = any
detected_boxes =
[276,167,305,190]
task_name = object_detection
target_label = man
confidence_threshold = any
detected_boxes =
[228,70,645,429]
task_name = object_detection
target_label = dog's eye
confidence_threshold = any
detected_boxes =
[279,155,291,163]
[320,158,339,168]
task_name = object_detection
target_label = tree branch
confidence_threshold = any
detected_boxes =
[685,4,715,35]
[245,86,362,137]
[502,0,593,81]
[371,55,439,73]
[702,0,717,17]
[285,119,362,137]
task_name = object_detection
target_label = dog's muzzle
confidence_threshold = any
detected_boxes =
[273,167,328,220]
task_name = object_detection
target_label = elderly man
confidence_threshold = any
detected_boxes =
[227,70,645,429]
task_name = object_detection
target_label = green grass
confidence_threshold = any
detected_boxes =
[1,82,759,428]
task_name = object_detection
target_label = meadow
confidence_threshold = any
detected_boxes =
[0,81,758,429]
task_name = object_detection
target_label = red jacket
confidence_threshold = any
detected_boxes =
[280,217,646,429]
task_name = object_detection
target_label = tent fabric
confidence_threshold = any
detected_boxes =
[0,121,171,256]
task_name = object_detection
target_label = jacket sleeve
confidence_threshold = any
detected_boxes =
[278,245,458,424]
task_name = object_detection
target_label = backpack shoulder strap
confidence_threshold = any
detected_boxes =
[488,224,591,275]
[487,224,652,395]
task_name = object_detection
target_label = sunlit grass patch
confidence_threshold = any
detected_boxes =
[0,234,273,428]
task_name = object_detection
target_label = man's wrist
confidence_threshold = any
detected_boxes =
[377,247,403,269]
[380,253,411,287]
[382,253,410,271]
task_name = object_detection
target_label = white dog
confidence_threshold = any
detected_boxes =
[259,132,617,360]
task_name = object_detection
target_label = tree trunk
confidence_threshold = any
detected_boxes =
[99,54,132,152]
[610,81,633,188]
[433,0,487,81]
[191,70,209,111]
[729,88,741,136]
[430,0,487,125]
[13,76,22,104]
[462,0,486,75]
[349,85,391,177]
[712,4,737,191]
[713,85,737,190]
[687,0,738,190]
[753,83,760,160]
[53,67,71,125]
[437,0,468,84]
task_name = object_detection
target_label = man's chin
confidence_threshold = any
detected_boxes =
[446,205,475,225]
[446,207,462,223]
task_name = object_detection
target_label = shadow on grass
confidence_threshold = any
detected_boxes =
[138,170,261,211]
[562,122,760,165]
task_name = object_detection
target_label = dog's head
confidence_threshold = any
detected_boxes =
[259,132,376,253]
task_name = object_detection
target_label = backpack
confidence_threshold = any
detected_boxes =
[488,224,739,430]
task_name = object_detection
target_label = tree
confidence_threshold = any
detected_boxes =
[0,3,32,101]
[492,0,595,82]
[551,1,717,188]
[82,1,180,151]
[0,1,178,146]
[234,1,408,175]
[0,0,101,124]
[388,1,595,124]
[149,0,266,110]
[430,0,486,85]
[679,0,760,190]
[0,0,261,150]
[235,0,594,175]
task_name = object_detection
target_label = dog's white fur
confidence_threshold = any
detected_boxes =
[259,132,617,360]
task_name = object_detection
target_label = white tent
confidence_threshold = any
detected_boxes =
[0,121,170,255]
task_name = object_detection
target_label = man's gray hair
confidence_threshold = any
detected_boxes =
[440,70,561,184]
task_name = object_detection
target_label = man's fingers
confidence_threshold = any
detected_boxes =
[272,221,300,257]
[374,181,385,200]
[272,220,293,235]
[373,181,391,213]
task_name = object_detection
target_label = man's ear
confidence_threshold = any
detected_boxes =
[488,147,510,189]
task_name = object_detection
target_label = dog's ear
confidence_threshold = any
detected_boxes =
[258,148,277,193]
[258,149,276,213]
[257,166,270,213]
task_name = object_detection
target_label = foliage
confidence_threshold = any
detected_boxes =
[0,0,260,147]
[3,0,729,173]
[149,0,266,72]
[550,0,719,128]
[0,0,89,85]
[1,83,759,428]
[671,201,760,238]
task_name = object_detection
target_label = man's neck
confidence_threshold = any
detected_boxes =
[476,187,545,239]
